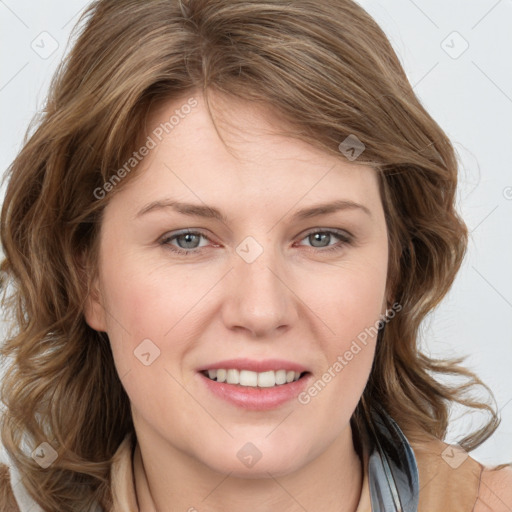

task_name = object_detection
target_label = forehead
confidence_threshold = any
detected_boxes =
[107,92,382,219]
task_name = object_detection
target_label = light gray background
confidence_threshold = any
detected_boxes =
[0,0,511,465]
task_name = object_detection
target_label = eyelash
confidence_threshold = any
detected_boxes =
[159,229,353,256]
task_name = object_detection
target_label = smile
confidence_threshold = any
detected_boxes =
[201,369,305,388]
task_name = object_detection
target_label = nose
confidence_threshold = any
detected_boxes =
[220,240,298,338]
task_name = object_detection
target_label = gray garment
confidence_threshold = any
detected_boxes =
[365,404,420,512]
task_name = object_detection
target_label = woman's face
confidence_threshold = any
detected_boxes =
[85,92,389,477]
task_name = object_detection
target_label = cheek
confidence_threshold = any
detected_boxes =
[101,244,182,330]
[99,253,213,372]
[310,253,388,342]
[302,255,387,399]
[99,264,197,416]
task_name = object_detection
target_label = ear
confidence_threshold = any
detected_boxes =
[380,296,389,317]
[84,274,108,332]
[77,249,108,332]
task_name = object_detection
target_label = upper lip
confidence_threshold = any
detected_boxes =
[197,358,309,373]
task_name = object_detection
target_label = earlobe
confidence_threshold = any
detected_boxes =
[381,296,389,318]
[83,277,108,332]
[76,248,108,332]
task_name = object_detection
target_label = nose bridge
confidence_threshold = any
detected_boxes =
[222,234,296,336]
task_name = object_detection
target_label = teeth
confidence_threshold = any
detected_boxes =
[258,371,275,387]
[275,369,287,385]
[204,369,303,387]
[226,369,239,385]
[240,370,258,386]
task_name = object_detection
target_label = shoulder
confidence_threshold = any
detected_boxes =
[474,463,512,512]
[411,437,512,512]
[0,462,21,511]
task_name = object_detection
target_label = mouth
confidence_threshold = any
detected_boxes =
[197,358,312,410]
[200,368,310,388]
[197,360,313,410]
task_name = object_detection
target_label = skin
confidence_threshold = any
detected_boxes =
[85,91,390,512]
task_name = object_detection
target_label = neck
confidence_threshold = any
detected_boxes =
[133,426,364,512]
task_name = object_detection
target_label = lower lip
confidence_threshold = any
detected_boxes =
[198,372,312,410]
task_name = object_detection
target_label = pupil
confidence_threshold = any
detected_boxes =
[311,233,328,247]
[180,233,198,248]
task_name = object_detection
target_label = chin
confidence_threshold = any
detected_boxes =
[207,457,305,480]
[196,438,310,478]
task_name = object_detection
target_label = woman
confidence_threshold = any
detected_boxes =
[0,0,511,511]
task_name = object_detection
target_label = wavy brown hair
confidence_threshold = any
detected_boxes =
[0,0,502,509]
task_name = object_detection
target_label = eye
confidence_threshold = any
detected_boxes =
[160,230,212,256]
[296,229,353,253]
[159,228,353,257]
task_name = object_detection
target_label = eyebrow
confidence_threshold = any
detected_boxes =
[135,198,372,222]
